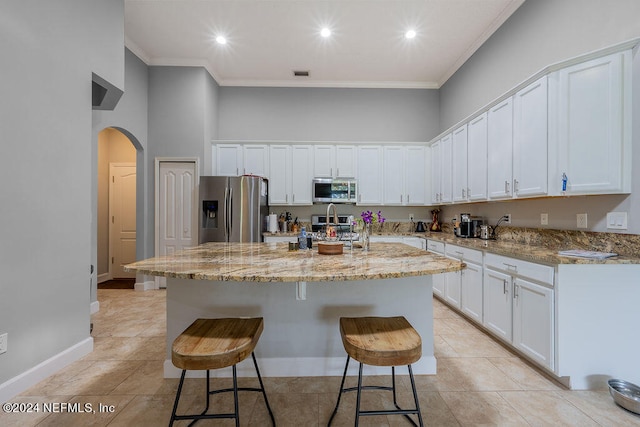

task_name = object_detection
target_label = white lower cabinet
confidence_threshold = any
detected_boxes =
[444,245,463,309]
[426,240,445,298]
[483,253,555,370]
[512,277,554,370]
[460,258,483,324]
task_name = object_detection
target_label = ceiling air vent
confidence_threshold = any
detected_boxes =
[293,70,310,77]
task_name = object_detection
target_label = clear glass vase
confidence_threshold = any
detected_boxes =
[362,223,371,252]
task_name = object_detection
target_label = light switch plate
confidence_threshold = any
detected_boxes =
[0,333,7,354]
[607,212,628,230]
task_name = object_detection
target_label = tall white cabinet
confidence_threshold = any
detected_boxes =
[466,113,488,201]
[487,98,514,199]
[549,50,632,195]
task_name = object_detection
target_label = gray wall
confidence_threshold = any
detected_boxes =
[0,0,124,388]
[147,66,220,253]
[438,0,640,234]
[218,87,439,142]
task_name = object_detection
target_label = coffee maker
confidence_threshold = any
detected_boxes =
[455,213,483,238]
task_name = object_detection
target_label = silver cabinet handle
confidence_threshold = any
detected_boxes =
[330,168,333,177]
[407,194,410,204]
[336,168,339,177]
[462,188,465,198]
[467,187,471,198]
[514,179,519,193]
[285,194,288,203]
[503,279,508,294]
[292,193,295,203]
[514,281,519,299]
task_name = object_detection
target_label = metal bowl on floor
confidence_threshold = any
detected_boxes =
[608,379,640,415]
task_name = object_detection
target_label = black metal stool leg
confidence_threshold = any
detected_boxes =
[232,364,240,427]
[251,351,276,426]
[169,369,187,427]
[407,364,424,427]
[327,355,351,426]
[355,362,364,427]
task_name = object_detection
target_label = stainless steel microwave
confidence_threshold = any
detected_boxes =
[312,178,357,203]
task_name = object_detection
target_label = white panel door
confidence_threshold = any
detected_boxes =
[216,144,242,176]
[487,98,514,199]
[513,76,548,197]
[452,124,468,202]
[335,145,356,178]
[460,261,483,324]
[158,161,197,285]
[110,164,136,278]
[291,145,313,205]
[243,145,269,177]
[430,141,441,204]
[467,113,488,201]
[313,145,335,177]
[440,134,453,203]
[382,146,405,205]
[405,146,426,205]
[513,278,554,370]
[483,268,512,342]
[268,145,290,205]
[356,146,383,205]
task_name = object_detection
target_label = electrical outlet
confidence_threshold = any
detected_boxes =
[409,213,414,222]
[0,333,7,354]
[504,214,511,224]
[577,213,588,229]
[540,213,548,225]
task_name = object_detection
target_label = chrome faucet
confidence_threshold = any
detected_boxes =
[326,203,338,227]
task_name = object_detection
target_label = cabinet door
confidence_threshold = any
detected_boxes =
[440,134,453,203]
[291,145,313,205]
[452,125,468,202]
[313,145,335,178]
[216,144,243,176]
[467,113,488,201]
[513,278,554,370]
[551,51,631,195]
[513,76,548,197]
[461,261,483,324]
[487,98,513,199]
[382,146,405,205]
[430,141,441,204]
[433,273,445,298]
[405,146,427,205]
[483,267,512,342]
[356,146,383,205]
[268,145,290,205]
[335,145,356,178]
[243,145,269,177]
[444,270,461,309]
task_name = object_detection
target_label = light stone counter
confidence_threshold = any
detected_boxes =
[124,241,464,282]
[125,242,464,380]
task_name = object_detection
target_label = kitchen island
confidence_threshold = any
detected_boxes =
[125,242,464,378]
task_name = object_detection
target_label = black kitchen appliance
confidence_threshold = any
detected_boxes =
[456,213,483,238]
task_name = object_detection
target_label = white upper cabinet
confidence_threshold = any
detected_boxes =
[440,133,453,203]
[382,145,427,205]
[487,98,514,199]
[356,146,383,205]
[290,145,313,204]
[313,145,356,178]
[215,144,243,176]
[430,141,441,204]
[268,145,312,205]
[268,145,290,205]
[549,50,632,195]
[452,124,468,203]
[243,144,269,177]
[467,112,488,201]
[513,76,548,197]
[405,146,427,205]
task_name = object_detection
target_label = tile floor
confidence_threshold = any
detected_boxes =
[2,289,639,426]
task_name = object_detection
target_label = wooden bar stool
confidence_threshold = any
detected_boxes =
[328,316,424,427]
[169,317,275,427]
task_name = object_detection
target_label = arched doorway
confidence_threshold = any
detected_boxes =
[97,128,137,284]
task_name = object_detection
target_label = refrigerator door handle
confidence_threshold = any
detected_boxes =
[227,187,233,241]
[224,187,230,241]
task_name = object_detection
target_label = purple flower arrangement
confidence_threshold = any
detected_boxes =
[354,210,385,227]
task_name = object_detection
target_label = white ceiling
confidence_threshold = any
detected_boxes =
[124,0,525,89]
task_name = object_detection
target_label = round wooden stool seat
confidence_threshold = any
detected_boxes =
[339,316,422,367]
[172,317,264,371]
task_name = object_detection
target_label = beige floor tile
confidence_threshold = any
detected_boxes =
[0,396,71,427]
[487,357,563,391]
[440,333,514,358]
[499,390,601,426]
[437,358,522,392]
[440,391,529,426]
[558,390,640,426]
[35,395,135,427]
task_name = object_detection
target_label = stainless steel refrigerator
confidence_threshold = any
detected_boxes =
[199,176,269,243]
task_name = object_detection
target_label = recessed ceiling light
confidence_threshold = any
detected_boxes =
[405,29,416,39]
[215,35,227,45]
[320,27,331,38]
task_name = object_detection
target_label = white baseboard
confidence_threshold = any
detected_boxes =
[134,280,157,291]
[90,300,100,314]
[0,337,93,403]
[163,356,437,378]
[97,273,110,283]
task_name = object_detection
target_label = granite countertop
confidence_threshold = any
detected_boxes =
[422,233,640,265]
[124,242,465,282]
